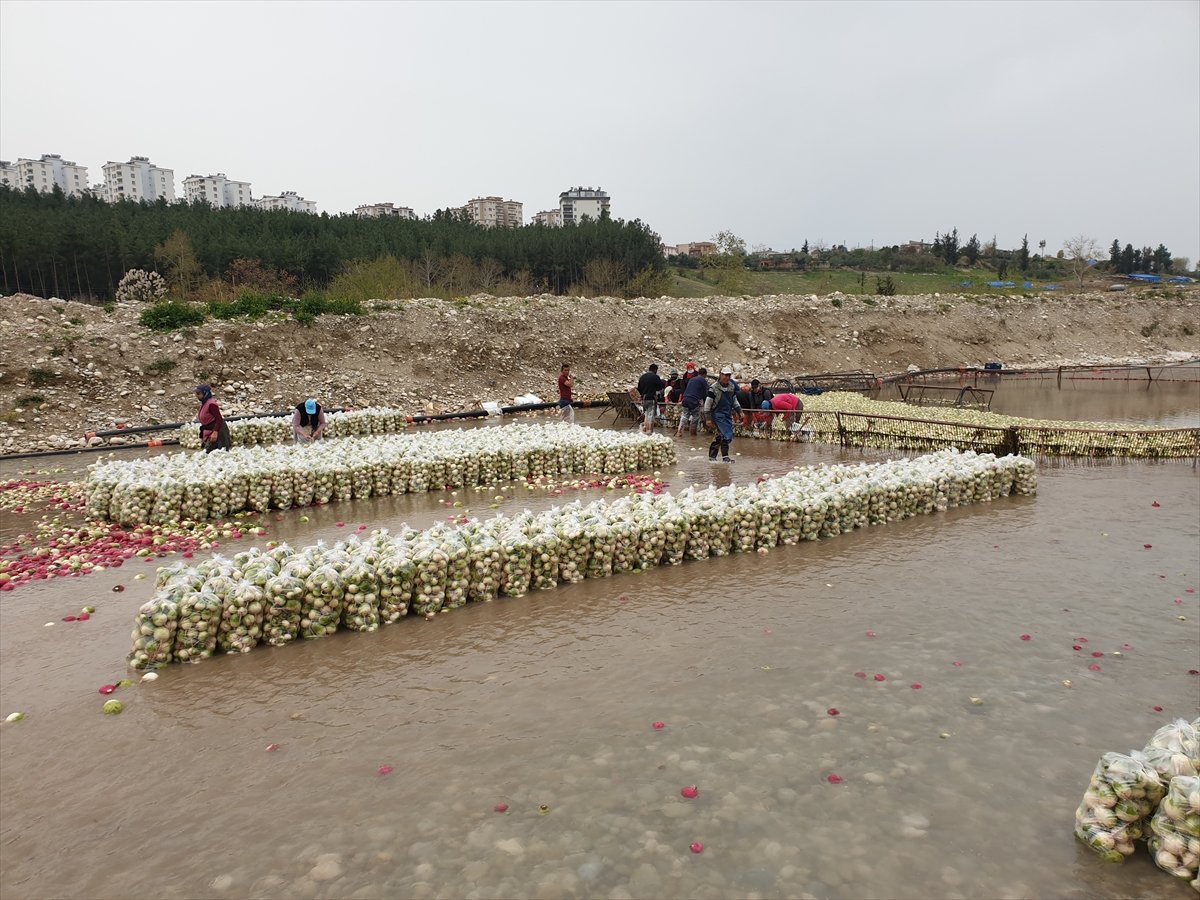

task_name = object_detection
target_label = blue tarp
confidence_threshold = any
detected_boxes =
[1168,276,1195,284]
[1041,284,1061,291]
[986,280,1016,288]
[959,280,973,288]
[1128,274,1162,283]
[1022,281,1034,289]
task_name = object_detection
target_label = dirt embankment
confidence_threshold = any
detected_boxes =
[1,290,1197,454]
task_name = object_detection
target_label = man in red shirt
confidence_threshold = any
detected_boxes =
[765,392,805,439]
[557,363,574,423]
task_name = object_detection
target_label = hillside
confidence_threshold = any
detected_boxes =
[1,289,1197,454]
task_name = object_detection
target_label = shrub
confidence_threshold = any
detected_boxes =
[145,359,178,377]
[28,368,58,386]
[116,269,168,304]
[17,393,45,406]
[875,275,897,296]
[139,301,206,332]
[208,291,285,320]
[831,297,842,308]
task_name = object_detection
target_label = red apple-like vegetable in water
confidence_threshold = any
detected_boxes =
[680,786,698,799]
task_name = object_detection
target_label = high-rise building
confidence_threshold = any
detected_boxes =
[0,160,16,189]
[461,196,522,228]
[256,191,318,214]
[10,154,90,196]
[183,173,254,208]
[355,202,415,218]
[532,209,562,227]
[558,186,610,225]
[100,156,175,203]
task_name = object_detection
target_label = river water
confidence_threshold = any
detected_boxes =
[1,384,1198,900]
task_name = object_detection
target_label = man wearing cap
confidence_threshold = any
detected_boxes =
[194,384,231,453]
[704,367,742,461]
[292,398,326,443]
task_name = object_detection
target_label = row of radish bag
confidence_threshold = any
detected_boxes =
[89,423,676,526]
[177,407,414,449]
[1075,718,1200,890]
[129,449,1037,670]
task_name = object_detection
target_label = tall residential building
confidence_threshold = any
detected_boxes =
[100,156,175,203]
[461,196,522,229]
[183,173,254,208]
[355,202,415,219]
[256,191,318,214]
[0,161,15,189]
[558,186,610,225]
[11,154,90,196]
[532,209,562,227]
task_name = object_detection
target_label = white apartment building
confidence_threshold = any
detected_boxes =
[461,196,522,229]
[100,156,175,203]
[0,160,15,189]
[256,191,318,214]
[10,154,90,196]
[532,209,562,227]
[355,202,415,219]
[183,173,254,208]
[559,186,610,225]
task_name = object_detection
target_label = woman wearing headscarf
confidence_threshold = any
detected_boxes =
[292,398,326,443]
[194,384,231,452]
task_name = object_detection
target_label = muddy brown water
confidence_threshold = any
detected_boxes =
[1,391,1198,900]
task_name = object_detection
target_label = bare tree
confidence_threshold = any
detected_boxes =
[1062,234,1101,289]
[473,257,504,293]
[415,244,444,292]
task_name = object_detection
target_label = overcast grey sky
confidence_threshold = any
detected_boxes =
[2,0,1197,260]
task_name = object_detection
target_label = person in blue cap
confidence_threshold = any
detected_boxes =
[292,398,326,443]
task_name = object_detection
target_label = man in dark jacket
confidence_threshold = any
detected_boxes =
[677,367,709,437]
[635,364,666,434]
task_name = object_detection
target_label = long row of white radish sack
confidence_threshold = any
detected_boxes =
[129,449,1036,670]
[177,407,416,449]
[87,423,676,526]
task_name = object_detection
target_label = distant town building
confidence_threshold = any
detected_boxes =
[901,240,933,254]
[532,209,562,227]
[10,154,90,197]
[558,186,610,225]
[676,241,716,257]
[256,191,317,214]
[183,173,254,208]
[100,156,175,203]
[355,202,415,219]
[0,160,16,189]
[461,196,523,228]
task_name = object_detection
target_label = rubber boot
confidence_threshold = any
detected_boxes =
[720,440,732,462]
[708,439,720,460]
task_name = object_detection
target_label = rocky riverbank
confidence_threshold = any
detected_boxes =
[1,290,1197,455]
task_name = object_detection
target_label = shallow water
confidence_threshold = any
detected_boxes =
[1,410,1198,899]
[879,374,1200,429]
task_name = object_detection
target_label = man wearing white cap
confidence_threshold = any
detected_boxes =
[292,398,327,443]
[704,367,742,462]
